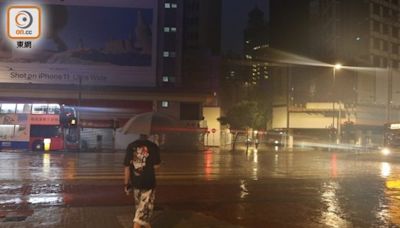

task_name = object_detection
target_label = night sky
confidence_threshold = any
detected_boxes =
[222,0,269,54]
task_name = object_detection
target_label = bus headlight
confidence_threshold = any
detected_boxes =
[381,148,391,156]
[44,138,51,151]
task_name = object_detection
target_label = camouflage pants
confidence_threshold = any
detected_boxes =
[133,188,156,225]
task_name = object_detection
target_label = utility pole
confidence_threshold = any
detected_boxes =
[333,64,342,144]
[387,63,393,124]
[286,66,292,149]
[77,75,82,151]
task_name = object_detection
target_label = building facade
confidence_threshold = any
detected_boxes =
[0,0,221,150]
[222,7,270,106]
[269,0,400,146]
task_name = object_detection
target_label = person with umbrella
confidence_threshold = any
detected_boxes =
[123,133,161,228]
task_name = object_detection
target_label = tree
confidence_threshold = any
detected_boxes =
[218,101,266,151]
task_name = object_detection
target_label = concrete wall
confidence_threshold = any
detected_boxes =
[357,68,400,107]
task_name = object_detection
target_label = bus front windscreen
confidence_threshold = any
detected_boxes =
[30,125,62,138]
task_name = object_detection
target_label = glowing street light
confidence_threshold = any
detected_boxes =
[334,63,342,70]
[333,63,342,81]
[332,63,342,144]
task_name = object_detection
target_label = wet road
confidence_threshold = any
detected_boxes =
[1,148,400,227]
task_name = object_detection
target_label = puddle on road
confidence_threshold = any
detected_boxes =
[28,194,63,205]
[320,181,349,227]
[0,182,65,208]
[0,198,23,204]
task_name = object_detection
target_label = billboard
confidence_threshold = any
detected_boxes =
[0,0,157,87]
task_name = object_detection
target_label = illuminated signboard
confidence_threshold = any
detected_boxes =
[390,123,400,130]
[30,114,59,125]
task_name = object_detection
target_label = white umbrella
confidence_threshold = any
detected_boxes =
[121,112,178,135]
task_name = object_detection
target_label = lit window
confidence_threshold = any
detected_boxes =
[16,104,31,113]
[47,104,60,114]
[162,76,169,82]
[165,3,171,8]
[0,125,15,140]
[32,104,47,114]
[171,3,177,8]
[163,51,176,58]
[0,104,16,113]
[164,27,176,33]
[161,101,169,108]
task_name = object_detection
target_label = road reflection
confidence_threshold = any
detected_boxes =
[320,181,348,227]
[383,162,400,225]
[3,150,400,227]
[204,149,213,180]
[239,179,249,199]
[381,162,391,178]
[318,153,347,227]
[63,159,76,180]
[42,154,50,176]
[331,153,337,178]
[1,153,69,207]
[318,154,400,227]
[245,149,259,180]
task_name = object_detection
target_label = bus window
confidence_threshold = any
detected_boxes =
[0,104,16,113]
[0,125,15,139]
[48,104,60,114]
[30,125,62,138]
[16,104,32,113]
[32,104,48,114]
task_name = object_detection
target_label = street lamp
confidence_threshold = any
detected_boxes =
[286,66,292,149]
[333,64,342,85]
[332,63,342,144]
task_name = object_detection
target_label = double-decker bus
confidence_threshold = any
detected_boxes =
[0,103,79,151]
[382,123,400,155]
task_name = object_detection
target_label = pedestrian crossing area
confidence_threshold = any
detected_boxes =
[67,168,220,181]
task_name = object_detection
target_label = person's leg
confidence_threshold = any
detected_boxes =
[133,189,141,228]
[133,189,156,227]
[133,222,151,228]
